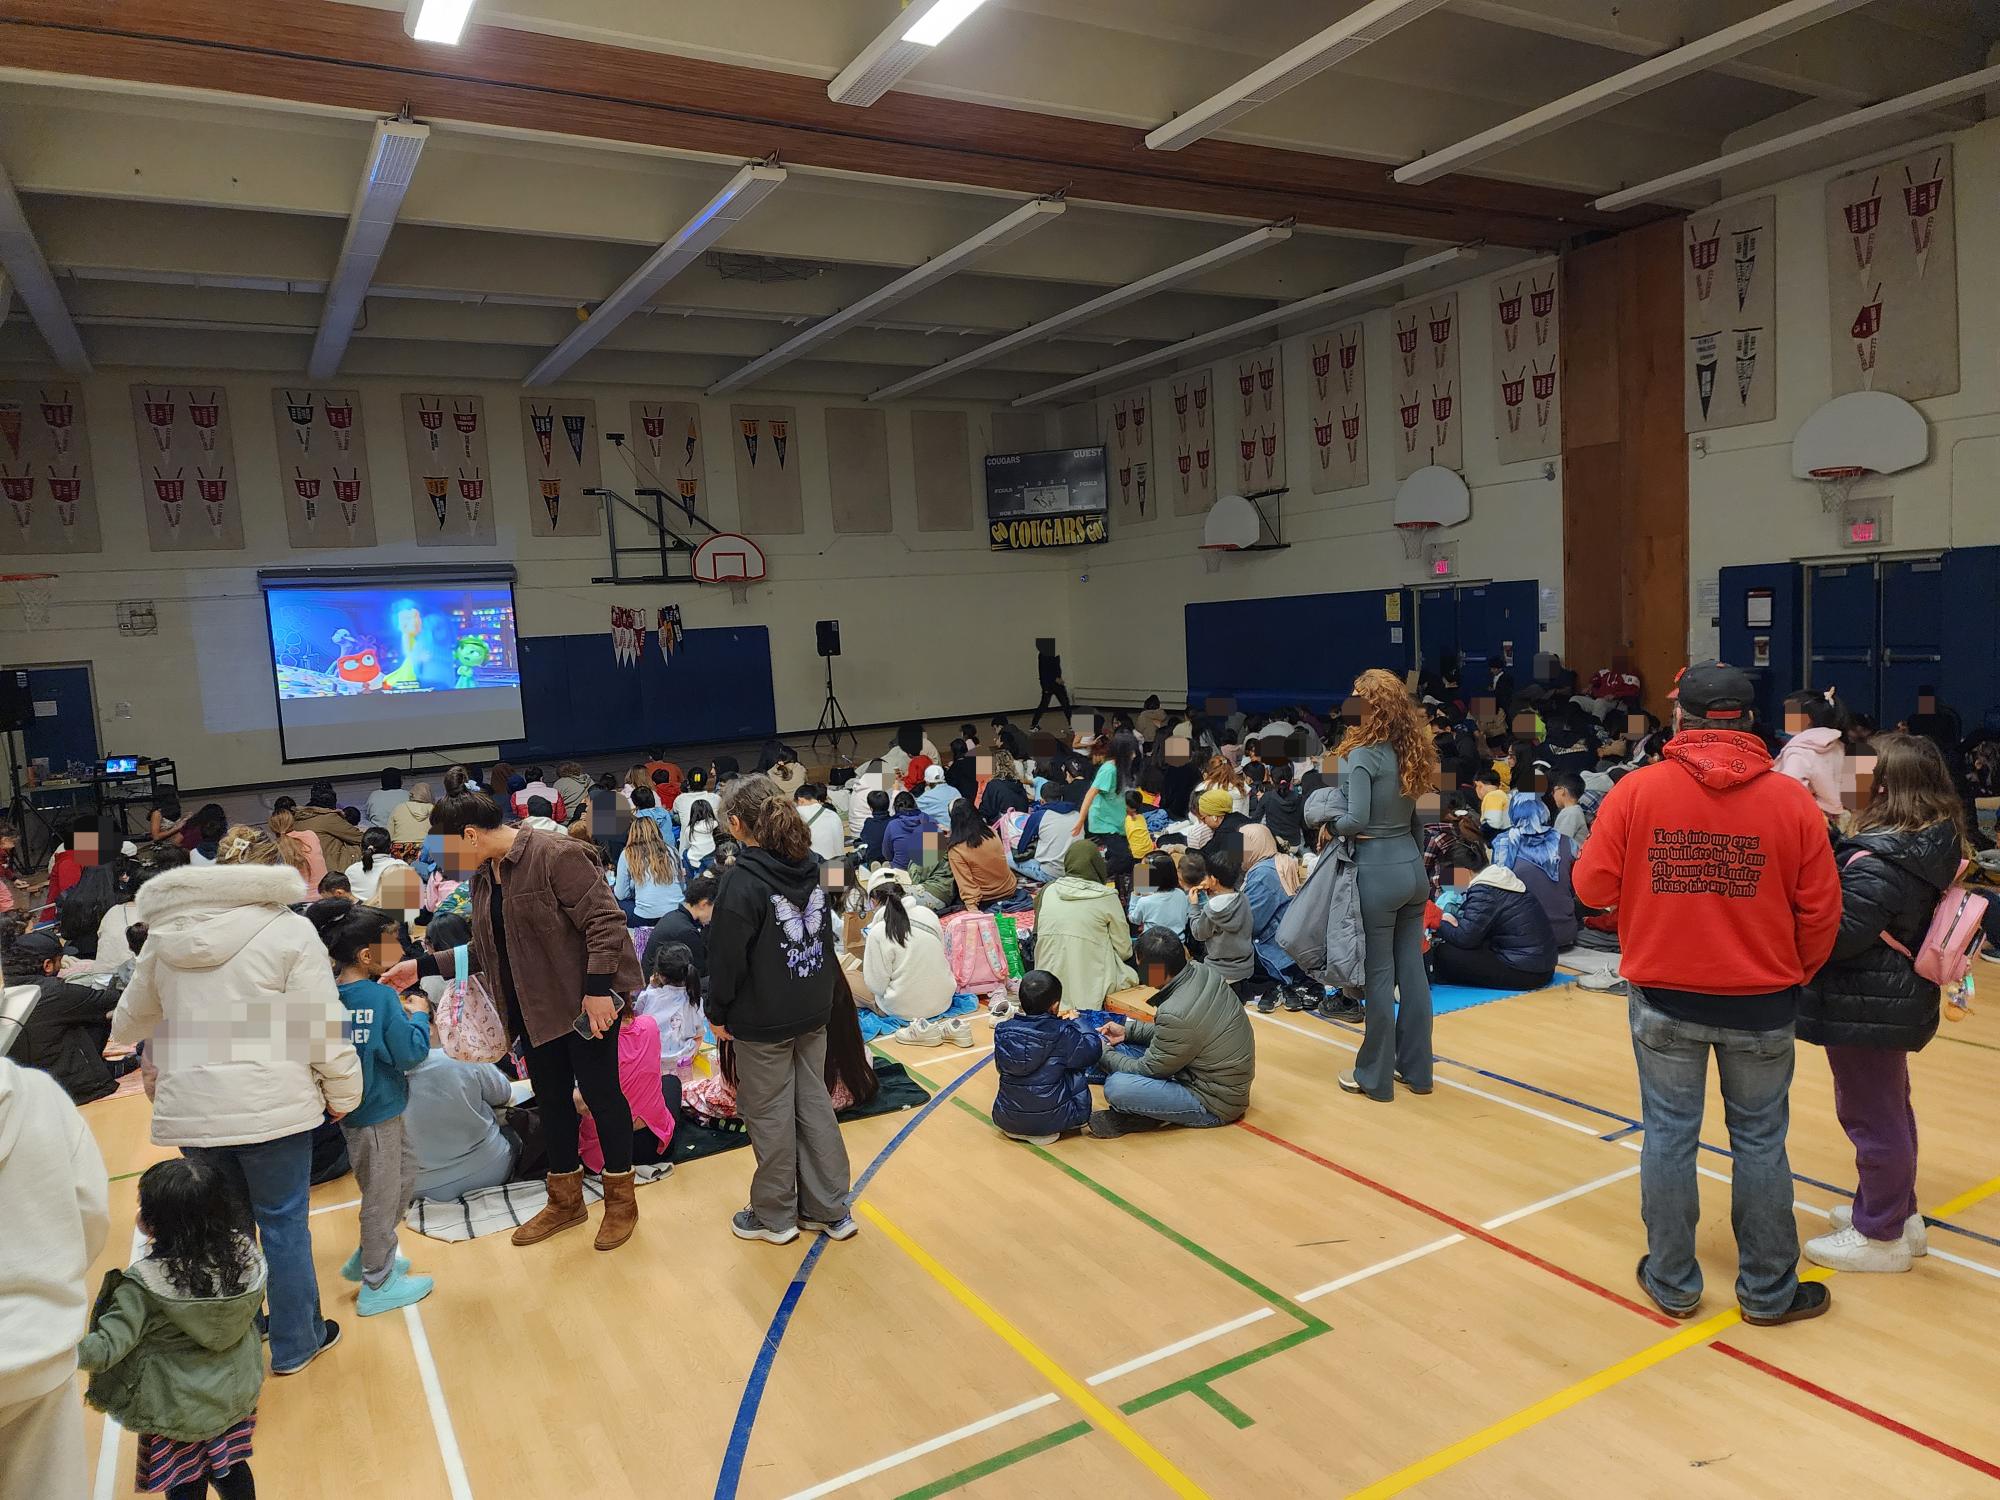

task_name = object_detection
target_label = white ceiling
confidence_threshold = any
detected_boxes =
[1,0,1993,400]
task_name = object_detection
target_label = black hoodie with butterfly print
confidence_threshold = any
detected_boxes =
[703,846,843,1044]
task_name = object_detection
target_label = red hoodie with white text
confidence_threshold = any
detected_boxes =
[1573,730,1841,996]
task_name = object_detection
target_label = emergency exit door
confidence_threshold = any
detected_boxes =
[1806,557,1944,725]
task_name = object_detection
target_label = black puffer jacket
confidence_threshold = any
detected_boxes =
[1800,821,1960,1050]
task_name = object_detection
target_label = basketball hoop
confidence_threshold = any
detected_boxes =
[1,573,55,629]
[692,532,766,604]
[726,582,750,606]
[1198,542,1238,575]
[1808,466,1866,514]
[1394,521,1438,561]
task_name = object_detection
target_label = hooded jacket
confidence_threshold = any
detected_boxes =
[991,1012,1102,1135]
[1099,960,1256,1122]
[1574,730,1841,998]
[1188,889,1253,980]
[860,902,955,1022]
[291,805,362,874]
[0,1059,110,1408]
[1801,821,1961,1050]
[112,865,363,1147]
[1032,874,1137,1009]
[883,810,937,871]
[704,847,843,1043]
[79,1247,267,1442]
[1,964,120,1105]
[1773,727,1847,819]
[1437,866,1557,974]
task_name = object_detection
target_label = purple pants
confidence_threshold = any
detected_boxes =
[1825,1044,1919,1241]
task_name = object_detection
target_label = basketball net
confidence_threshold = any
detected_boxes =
[3,575,53,628]
[1395,522,1436,561]
[1809,466,1865,515]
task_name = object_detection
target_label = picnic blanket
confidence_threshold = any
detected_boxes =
[855,993,978,1042]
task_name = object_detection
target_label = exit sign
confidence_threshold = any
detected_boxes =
[1848,519,1878,544]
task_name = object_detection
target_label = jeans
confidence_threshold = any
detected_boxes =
[186,1130,322,1370]
[1825,1044,1919,1240]
[1628,991,1800,1319]
[1102,1071,1223,1128]
[1009,852,1065,884]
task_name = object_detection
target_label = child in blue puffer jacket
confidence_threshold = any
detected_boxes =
[991,971,1103,1145]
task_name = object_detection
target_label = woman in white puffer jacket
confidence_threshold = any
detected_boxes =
[110,832,362,1376]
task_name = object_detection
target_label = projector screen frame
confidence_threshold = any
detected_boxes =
[257,563,523,765]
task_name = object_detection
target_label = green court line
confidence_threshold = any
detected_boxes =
[893,1421,1091,1500]
[108,1169,143,1183]
[1939,1032,2000,1054]
[1187,1383,1256,1431]
[870,1048,1332,1496]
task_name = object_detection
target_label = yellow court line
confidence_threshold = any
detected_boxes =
[1349,1171,2000,1497]
[855,1201,1211,1500]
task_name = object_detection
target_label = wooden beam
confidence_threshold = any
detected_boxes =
[0,0,1655,250]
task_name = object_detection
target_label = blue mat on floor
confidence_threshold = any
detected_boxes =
[857,993,979,1041]
[1430,983,1539,1016]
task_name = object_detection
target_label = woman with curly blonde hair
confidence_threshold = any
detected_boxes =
[1329,668,1440,1101]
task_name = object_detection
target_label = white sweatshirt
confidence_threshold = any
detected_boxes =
[860,905,956,1021]
[0,1058,110,1406]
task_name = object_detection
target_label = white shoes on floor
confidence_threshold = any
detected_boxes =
[1823,1204,1928,1258]
[1804,1221,1916,1273]
[894,1015,975,1048]
[988,996,1020,1021]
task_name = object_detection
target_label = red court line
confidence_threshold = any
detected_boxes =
[1237,1120,2000,1484]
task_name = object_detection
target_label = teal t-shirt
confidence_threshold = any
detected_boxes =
[1085,760,1125,835]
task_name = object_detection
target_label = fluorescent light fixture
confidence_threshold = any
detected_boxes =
[0,159,91,374]
[308,118,430,381]
[829,0,991,106]
[405,0,475,44]
[1594,60,2000,211]
[1145,0,1450,152]
[707,197,1065,395]
[1396,0,1870,185]
[1013,245,1472,407]
[868,222,1292,402]
[524,163,787,387]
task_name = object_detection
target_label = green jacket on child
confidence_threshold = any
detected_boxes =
[79,1249,266,1443]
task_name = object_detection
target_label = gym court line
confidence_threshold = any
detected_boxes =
[1241,1120,2000,1493]
[1268,1007,2000,1254]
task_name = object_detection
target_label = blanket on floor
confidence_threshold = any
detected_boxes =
[855,994,978,1042]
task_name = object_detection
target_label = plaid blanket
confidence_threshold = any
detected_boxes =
[404,1164,676,1243]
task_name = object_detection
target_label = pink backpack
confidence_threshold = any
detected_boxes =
[1845,851,1989,986]
[435,944,509,1064]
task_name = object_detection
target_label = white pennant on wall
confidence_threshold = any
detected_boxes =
[610,605,645,666]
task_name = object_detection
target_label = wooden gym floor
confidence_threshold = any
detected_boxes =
[77,982,2000,1499]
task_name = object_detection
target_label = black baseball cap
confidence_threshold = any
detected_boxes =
[10,929,63,963]
[1671,661,1755,720]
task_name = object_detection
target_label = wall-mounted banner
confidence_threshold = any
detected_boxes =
[984,446,1109,551]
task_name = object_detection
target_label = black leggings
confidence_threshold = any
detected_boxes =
[522,1018,635,1174]
[1032,681,1074,727]
[1430,943,1553,991]
[167,1464,254,1500]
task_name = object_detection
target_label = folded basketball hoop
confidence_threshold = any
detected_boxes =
[1392,465,1469,565]
[1792,390,1926,514]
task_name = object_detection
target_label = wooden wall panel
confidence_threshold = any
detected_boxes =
[1561,219,1688,715]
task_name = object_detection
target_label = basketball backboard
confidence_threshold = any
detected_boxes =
[1791,391,1927,480]
[691,532,767,584]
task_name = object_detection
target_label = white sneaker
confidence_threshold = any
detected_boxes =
[1805,1223,1914,1273]
[1828,1204,1927,1257]
[892,1018,948,1047]
[988,996,1020,1021]
[943,1017,975,1049]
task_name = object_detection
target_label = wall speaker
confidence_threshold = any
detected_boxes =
[0,671,30,733]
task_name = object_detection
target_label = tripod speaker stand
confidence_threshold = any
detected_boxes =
[811,619,855,762]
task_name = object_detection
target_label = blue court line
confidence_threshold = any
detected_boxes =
[1306,1011,2000,1252]
[713,1055,993,1500]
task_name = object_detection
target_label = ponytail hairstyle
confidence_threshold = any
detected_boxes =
[719,772,811,863]
[305,896,398,969]
[265,808,312,878]
[648,940,702,1005]
[135,1158,255,1300]
[217,824,282,867]
[442,765,470,797]
[359,826,392,873]
[870,875,913,945]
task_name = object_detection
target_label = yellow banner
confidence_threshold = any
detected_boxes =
[988,513,1107,551]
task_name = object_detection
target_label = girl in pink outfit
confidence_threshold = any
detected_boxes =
[578,1013,677,1172]
[1773,691,1850,821]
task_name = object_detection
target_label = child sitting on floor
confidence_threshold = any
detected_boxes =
[80,1158,266,1500]
[990,970,1102,1146]
[1551,773,1590,848]
[1187,848,1253,994]
[1473,763,1509,831]
[1123,790,1157,861]
[1127,850,1188,938]
[307,899,434,1316]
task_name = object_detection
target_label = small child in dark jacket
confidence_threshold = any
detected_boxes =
[991,971,1102,1145]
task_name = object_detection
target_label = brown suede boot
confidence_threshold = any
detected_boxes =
[594,1170,638,1251]
[512,1169,587,1246]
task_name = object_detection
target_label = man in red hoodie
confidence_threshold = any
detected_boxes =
[1575,662,1841,1327]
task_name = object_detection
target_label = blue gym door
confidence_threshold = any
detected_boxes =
[1806,558,1944,725]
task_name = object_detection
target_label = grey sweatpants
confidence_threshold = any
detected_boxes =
[735,1031,854,1231]
[1351,841,1434,1100]
[342,1115,417,1288]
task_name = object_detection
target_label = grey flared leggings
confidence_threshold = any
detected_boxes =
[1350,839,1433,1100]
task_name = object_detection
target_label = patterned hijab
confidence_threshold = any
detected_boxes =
[1492,791,1563,882]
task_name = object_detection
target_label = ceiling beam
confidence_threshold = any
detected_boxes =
[1594,60,2000,210]
[707,197,1065,395]
[866,222,1292,402]
[1015,244,1473,407]
[307,117,428,380]
[0,156,90,373]
[524,162,786,387]
[1395,0,1875,186]
[1145,0,1453,153]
